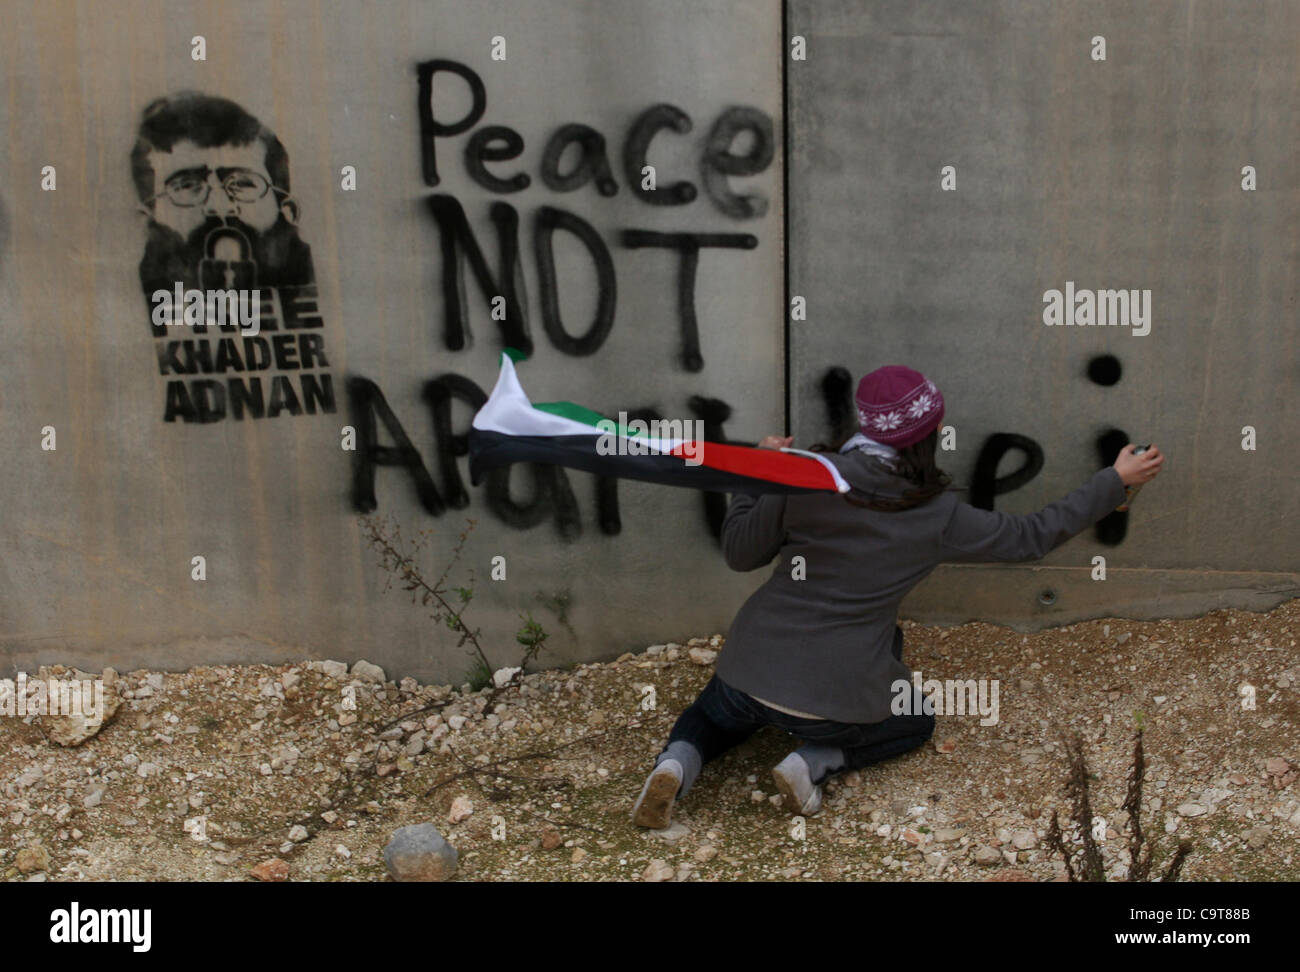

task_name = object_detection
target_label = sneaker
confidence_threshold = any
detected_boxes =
[631,759,683,829]
[772,752,823,816]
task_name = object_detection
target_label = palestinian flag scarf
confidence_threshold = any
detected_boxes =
[468,350,849,496]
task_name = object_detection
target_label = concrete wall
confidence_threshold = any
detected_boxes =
[787,0,1300,627]
[0,0,786,679]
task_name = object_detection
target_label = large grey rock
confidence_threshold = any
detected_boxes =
[384,824,458,882]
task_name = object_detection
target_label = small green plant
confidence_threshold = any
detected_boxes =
[361,514,550,705]
[362,515,493,685]
[463,658,493,693]
[514,611,548,667]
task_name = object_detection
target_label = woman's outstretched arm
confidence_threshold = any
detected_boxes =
[938,443,1163,563]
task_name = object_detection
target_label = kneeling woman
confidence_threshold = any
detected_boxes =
[633,365,1163,826]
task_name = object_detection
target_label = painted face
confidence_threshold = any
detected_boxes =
[146,139,285,238]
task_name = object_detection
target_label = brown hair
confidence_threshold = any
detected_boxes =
[131,92,291,207]
[809,427,951,512]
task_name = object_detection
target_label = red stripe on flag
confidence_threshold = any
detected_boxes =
[668,442,838,491]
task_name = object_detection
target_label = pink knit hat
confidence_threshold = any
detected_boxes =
[855,366,945,448]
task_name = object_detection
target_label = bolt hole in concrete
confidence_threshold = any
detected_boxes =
[1038,589,1057,606]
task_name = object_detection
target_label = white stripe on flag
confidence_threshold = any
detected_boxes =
[472,354,691,453]
[780,448,851,493]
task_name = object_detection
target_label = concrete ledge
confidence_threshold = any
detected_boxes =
[902,566,1300,631]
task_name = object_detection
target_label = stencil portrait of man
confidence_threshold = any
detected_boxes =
[131,91,315,306]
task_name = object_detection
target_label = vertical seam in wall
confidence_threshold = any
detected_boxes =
[780,0,792,435]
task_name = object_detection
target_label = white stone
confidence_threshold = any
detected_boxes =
[351,660,386,683]
[1011,829,1038,850]
[688,647,718,666]
[642,859,674,882]
[492,667,522,688]
[448,796,474,823]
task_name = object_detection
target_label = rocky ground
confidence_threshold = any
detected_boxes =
[2,599,1298,882]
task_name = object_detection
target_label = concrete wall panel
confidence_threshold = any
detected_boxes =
[0,0,786,678]
[787,0,1299,624]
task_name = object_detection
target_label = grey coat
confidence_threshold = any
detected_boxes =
[715,449,1127,723]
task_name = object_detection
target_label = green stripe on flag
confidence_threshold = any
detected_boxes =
[533,400,651,438]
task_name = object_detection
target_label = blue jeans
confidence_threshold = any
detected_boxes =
[661,627,935,785]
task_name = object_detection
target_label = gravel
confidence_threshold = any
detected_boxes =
[1,602,1297,881]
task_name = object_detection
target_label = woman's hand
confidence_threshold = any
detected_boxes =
[1113,443,1164,486]
[757,435,794,450]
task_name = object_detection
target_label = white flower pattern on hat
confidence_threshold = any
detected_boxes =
[872,411,904,431]
[907,393,935,419]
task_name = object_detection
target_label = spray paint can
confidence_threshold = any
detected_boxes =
[1115,444,1150,511]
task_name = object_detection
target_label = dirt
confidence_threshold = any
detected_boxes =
[2,599,1297,882]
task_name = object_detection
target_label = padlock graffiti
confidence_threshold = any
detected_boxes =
[199,227,258,292]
